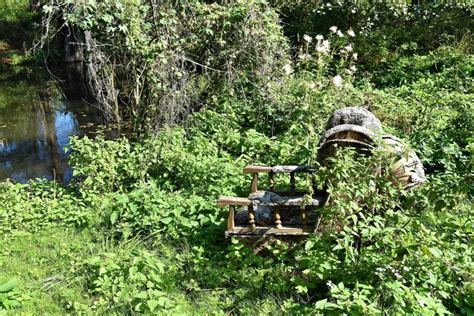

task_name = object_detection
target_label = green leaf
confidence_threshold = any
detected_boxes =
[157,296,169,307]
[315,299,327,309]
[305,240,315,251]
[420,245,430,256]
[332,244,344,251]
[110,211,119,224]
[42,5,53,14]
[0,280,17,293]
[465,295,474,307]
[135,291,148,299]
[160,217,173,225]
[295,285,307,294]
[428,247,443,258]
[147,299,159,311]
[101,14,113,23]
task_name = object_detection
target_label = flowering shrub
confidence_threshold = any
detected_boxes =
[293,26,358,88]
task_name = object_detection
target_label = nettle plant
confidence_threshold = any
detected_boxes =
[218,145,433,314]
[312,145,404,258]
[72,244,185,314]
[262,144,471,314]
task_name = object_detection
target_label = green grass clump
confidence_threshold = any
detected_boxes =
[0,229,92,313]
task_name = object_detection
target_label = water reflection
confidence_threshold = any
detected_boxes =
[0,64,103,183]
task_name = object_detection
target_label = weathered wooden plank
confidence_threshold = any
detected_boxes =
[243,165,273,174]
[243,165,317,174]
[217,196,251,207]
[251,173,258,193]
[227,206,235,232]
[217,194,326,208]
[271,165,316,174]
[226,226,312,235]
[226,233,310,238]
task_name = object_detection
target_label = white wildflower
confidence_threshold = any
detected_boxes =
[332,75,343,88]
[418,299,426,307]
[352,52,358,60]
[322,40,330,49]
[350,65,357,72]
[316,40,330,55]
[344,44,353,52]
[347,29,356,37]
[326,280,334,288]
[303,34,312,43]
[316,46,326,54]
[315,34,324,41]
[306,82,316,89]
[329,26,338,33]
[337,30,344,37]
[298,53,310,60]
[283,64,293,75]
[351,9,356,13]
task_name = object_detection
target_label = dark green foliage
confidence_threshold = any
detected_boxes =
[74,244,188,313]
[40,0,290,132]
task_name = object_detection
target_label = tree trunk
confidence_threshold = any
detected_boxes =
[64,27,83,63]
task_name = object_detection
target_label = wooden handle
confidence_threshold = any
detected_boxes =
[248,205,256,230]
[243,165,272,174]
[251,173,258,193]
[274,208,282,229]
[227,206,235,232]
[217,196,251,207]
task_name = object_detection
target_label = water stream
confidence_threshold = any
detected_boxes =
[0,63,105,183]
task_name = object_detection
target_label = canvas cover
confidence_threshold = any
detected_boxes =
[318,107,426,190]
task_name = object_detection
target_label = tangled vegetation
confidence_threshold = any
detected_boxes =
[0,0,473,314]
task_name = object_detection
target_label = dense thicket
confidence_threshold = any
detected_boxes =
[0,1,473,314]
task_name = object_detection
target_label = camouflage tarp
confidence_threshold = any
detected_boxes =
[318,107,426,190]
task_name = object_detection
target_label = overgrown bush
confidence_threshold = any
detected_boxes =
[39,0,290,133]
[73,244,188,313]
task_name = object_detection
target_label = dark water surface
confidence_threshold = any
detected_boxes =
[0,64,104,183]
